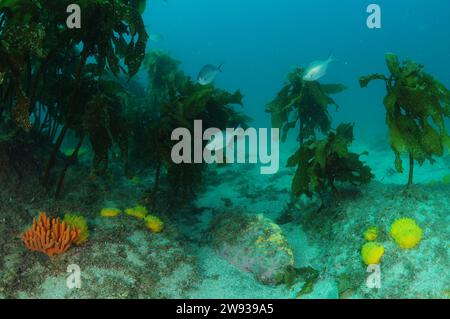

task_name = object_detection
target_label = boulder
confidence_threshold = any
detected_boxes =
[210,212,294,285]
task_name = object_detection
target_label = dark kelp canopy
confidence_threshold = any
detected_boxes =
[1,2,252,204]
[360,53,450,185]
[0,1,149,195]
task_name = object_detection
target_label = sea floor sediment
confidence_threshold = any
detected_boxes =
[1,140,448,299]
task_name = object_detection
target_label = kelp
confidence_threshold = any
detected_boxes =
[84,79,130,177]
[266,67,347,144]
[360,53,450,185]
[44,0,148,178]
[0,0,254,205]
[0,0,149,194]
[266,68,362,200]
[145,50,187,102]
[281,266,320,298]
[287,123,374,198]
[71,0,148,78]
[0,2,46,131]
[128,51,250,207]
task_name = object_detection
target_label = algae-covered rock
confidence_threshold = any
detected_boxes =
[209,212,294,285]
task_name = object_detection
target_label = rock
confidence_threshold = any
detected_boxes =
[209,212,295,285]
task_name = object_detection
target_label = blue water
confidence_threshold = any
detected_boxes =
[2,1,449,299]
[144,0,450,140]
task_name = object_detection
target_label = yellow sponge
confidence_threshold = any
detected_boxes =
[125,205,148,219]
[364,226,379,241]
[390,218,422,249]
[100,207,121,218]
[144,215,164,233]
[63,214,89,245]
[361,242,384,265]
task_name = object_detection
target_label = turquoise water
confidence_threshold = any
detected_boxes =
[0,0,449,299]
[145,0,450,139]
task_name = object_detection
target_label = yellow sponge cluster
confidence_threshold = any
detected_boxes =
[63,213,89,245]
[390,218,423,249]
[361,242,384,265]
[360,217,423,266]
[144,215,165,233]
[100,207,122,218]
[125,205,148,219]
[100,204,164,234]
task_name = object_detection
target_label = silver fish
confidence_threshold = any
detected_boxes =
[302,52,336,82]
[197,63,223,85]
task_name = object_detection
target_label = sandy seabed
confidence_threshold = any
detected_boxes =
[0,137,449,299]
